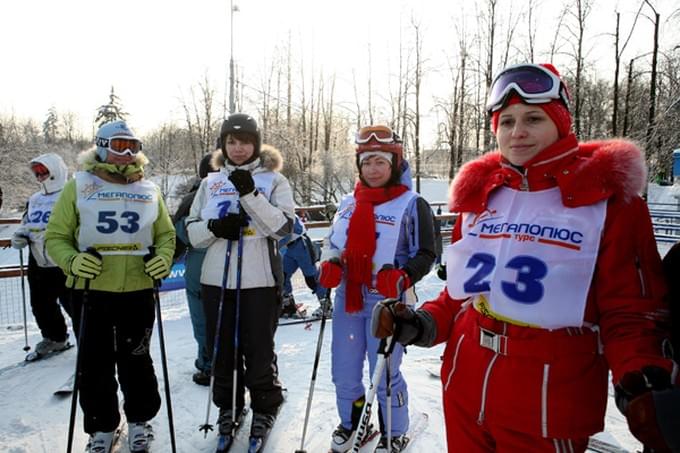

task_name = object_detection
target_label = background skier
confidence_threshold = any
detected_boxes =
[11,153,72,358]
[279,214,330,318]
[172,152,216,386]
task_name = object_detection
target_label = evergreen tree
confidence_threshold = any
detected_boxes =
[43,106,59,144]
[95,86,128,127]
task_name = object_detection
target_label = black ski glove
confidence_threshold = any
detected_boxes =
[370,299,437,347]
[208,212,249,240]
[228,169,255,196]
[615,366,676,452]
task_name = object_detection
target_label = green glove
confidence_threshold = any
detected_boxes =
[70,252,102,279]
[145,255,171,280]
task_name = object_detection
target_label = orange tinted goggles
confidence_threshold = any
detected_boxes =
[109,138,142,155]
[355,126,397,144]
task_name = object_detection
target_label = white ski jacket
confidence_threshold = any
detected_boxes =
[186,145,295,290]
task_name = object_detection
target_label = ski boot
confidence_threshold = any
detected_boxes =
[85,430,115,453]
[35,336,70,355]
[247,412,277,452]
[374,434,410,452]
[312,297,333,318]
[128,422,153,452]
[216,407,248,452]
[280,295,305,319]
[192,369,210,386]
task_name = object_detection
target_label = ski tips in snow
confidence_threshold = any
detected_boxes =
[54,373,75,396]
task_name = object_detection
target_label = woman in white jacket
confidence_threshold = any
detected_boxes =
[186,113,294,445]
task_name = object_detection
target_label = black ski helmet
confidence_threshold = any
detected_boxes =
[219,113,261,158]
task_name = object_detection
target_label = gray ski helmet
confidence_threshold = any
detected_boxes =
[95,120,140,161]
[219,113,261,157]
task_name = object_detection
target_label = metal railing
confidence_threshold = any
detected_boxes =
[1,200,677,326]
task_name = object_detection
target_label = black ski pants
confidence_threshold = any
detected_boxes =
[27,255,70,342]
[202,285,284,416]
[70,289,161,433]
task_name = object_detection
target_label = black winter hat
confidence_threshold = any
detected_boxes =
[219,113,261,158]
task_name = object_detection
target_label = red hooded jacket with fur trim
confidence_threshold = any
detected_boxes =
[421,136,674,440]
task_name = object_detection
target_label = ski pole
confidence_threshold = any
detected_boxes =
[66,247,100,453]
[145,247,177,453]
[385,354,392,453]
[230,227,245,438]
[350,334,396,453]
[350,295,402,453]
[199,239,233,435]
[295,288,332,453]
[18,248,30,352]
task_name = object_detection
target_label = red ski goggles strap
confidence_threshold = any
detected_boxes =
[486,64,570,113]
[355,125,398,144]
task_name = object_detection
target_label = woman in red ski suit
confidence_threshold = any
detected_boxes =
[372,63,678,452]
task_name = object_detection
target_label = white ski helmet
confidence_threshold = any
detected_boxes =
[95,120,141,161]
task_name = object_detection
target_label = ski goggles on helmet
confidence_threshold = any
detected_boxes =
[355,125,401,144]
[31,162,50,178]
[96,136,143,156]
[486,64,570,113]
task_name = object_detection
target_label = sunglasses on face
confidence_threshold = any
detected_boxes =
[486,64,570,114]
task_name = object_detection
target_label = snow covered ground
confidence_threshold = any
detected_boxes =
[4,177,677,452]
[0,271,641,453]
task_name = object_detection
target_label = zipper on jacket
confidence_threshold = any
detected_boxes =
[635,256,647,297]
[519,167,529,191]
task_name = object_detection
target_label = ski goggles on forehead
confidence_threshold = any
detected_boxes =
[486,64,570,113]
[97,137,143,156]
[355,126,399,144]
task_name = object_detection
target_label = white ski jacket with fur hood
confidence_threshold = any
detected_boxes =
[186,144,295,290]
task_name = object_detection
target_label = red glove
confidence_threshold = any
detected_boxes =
[319,259,343,288]
[376,265,411,298]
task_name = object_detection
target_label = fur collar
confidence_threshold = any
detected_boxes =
[210,144,283,172]
[449,139,647,213]
[77,148,148,184]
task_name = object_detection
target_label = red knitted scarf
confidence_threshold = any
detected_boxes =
[342,181,409,313]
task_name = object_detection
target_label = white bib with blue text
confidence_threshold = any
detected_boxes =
[75,172,158,255]
[445,187,606,329]
[201,171,275,240]
[330,191,418,306]
[25,191,61,266]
